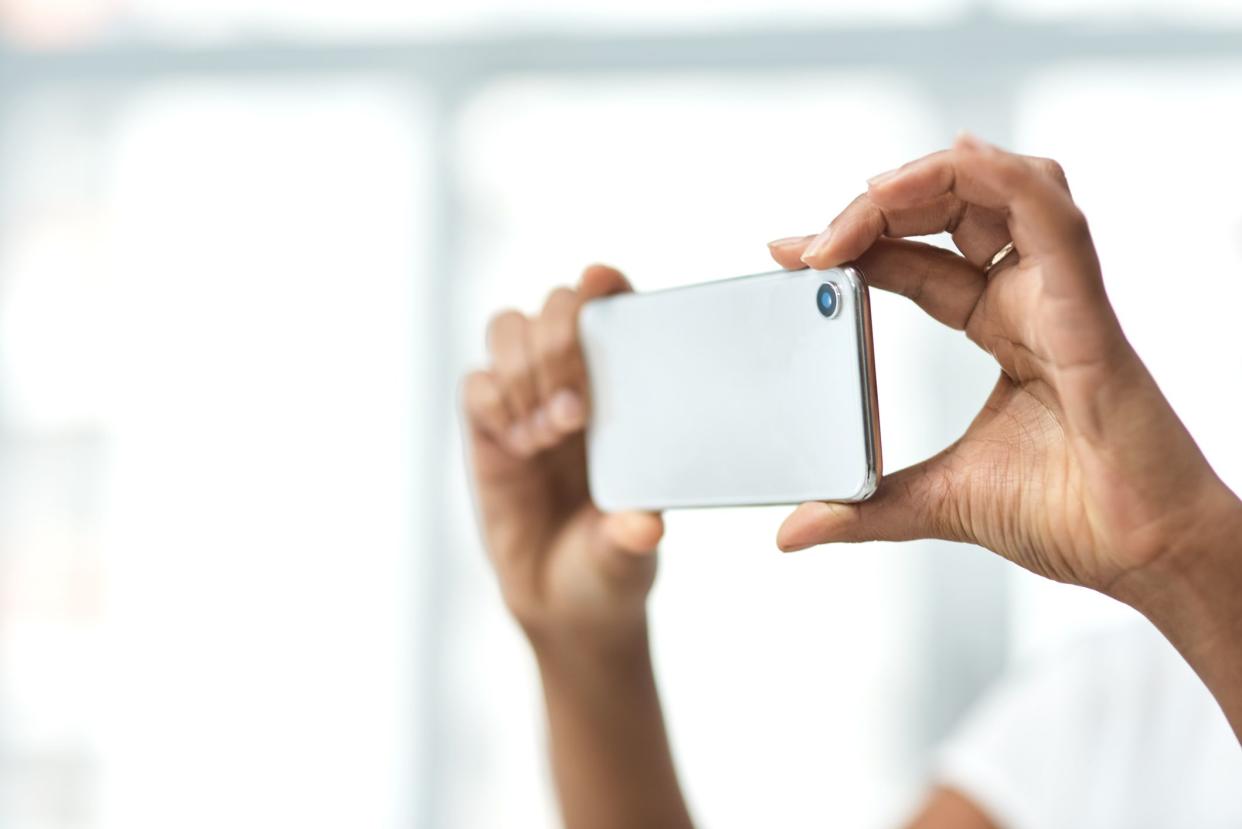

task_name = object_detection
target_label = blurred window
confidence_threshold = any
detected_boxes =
[0,80,429,828]
[2,0,969,47]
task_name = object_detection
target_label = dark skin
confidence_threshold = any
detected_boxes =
[463,134,1242,828]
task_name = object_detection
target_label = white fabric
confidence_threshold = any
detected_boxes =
[935,622,1242,829]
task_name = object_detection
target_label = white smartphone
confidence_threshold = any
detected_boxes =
[578,266,881,511]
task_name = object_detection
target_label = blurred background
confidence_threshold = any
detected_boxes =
[0,1,1240,827]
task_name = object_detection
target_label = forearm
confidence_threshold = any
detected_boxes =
[1113,484,1242,741]
[531,621,694,829]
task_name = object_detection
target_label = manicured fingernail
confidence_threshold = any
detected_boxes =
[779,540,813,553]
[548,389,584,429]
[767,235,807,249]
[866,166,902,187]
[507,421,535,456]
[800,228,833,264]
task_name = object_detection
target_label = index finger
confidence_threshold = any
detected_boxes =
[868,134,1093,275]
[796,190,1010,271]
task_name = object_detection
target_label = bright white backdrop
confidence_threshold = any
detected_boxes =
[0,3,1239,828]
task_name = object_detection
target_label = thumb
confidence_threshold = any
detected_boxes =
[599,511,665,556]
[776,461,947,551]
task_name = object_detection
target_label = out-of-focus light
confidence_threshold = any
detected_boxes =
[997,0,1242,23]
[0,0,119,48]
[94,0,967,43]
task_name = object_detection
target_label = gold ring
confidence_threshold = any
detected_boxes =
[986,241,1016,274]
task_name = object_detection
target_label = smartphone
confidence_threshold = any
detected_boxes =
[578,266,881,511]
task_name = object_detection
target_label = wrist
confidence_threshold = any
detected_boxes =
[1112,482,1242,660]
[506,583,652,662]
[529,616,655,705]
[527,612,652,671]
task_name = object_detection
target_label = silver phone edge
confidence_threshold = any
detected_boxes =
[840,264,882,502]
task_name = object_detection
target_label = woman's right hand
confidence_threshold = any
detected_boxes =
[767,135,1242,738]
[768,134,1241,599]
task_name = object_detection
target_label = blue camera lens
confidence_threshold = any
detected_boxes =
[816,283,840,318]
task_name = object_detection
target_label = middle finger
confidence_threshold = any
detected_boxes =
[795,190,1010,271]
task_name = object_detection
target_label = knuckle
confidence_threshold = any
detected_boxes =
[945,197,970,233]
[915,469,955,540]
[997,154,1037,189]
[847,192,880,225]
[1063,205,1092,242]
[1035,157,1069,189]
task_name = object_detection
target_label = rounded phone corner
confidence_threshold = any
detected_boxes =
[847,467,881,503]
[836,263,870,294]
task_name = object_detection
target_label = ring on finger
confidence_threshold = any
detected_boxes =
[985,240,1017,275]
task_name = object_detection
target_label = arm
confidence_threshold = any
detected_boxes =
[768,132,1242,741]
[903,788,998,829]
[535,625,692,829]
[1110,488,1242,741]
[461,266,693,829]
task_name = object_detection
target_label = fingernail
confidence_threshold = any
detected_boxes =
[548,389,584,429]
[507,421,535,456]
[767,235,807,249]
[800,228,833,264]
[779,539,814,553]
[866,166,902,187]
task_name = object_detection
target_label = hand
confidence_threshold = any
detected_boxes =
[767,133,1241,599]
[462,264,664,645]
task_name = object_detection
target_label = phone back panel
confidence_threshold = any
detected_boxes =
[578,267,880,511]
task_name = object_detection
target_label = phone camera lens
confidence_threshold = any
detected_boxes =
[816,283,840,318]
